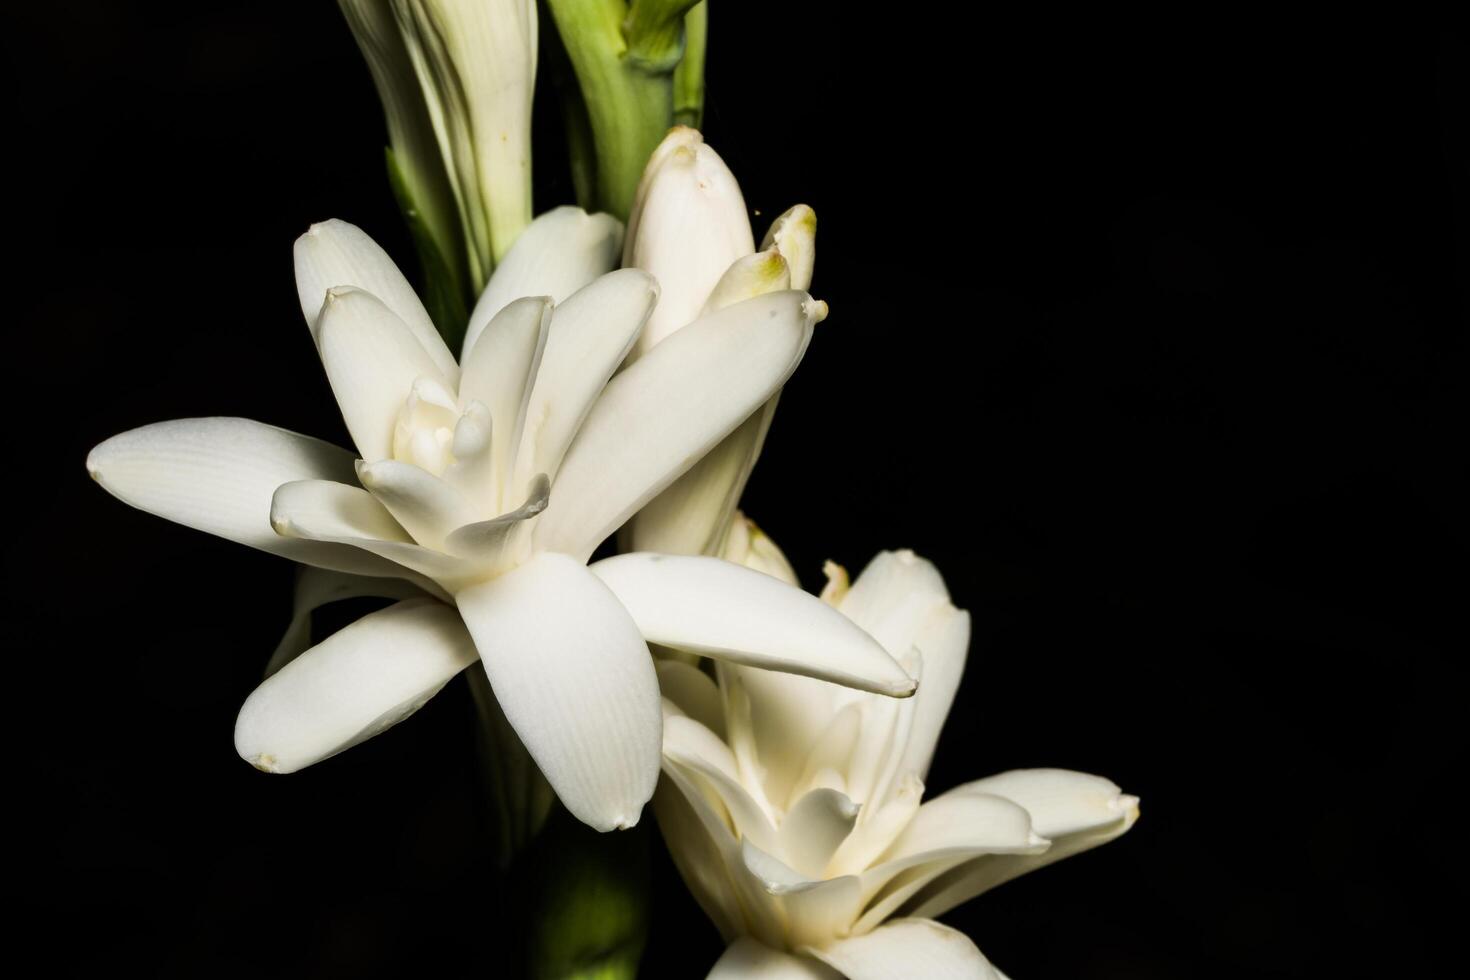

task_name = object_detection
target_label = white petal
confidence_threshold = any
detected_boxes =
[857,792,1046,922]
[442,472,548,572]
[707,938,841,980]
[781,788,859,879]
[87,418,400,578]
[721,513,800,586]
[270,479,469,591]
[838,550,955,659]
[356,459,475,550]
[760,205,818,292]
[462,206,623,359]
[896,606,971,780]
[655,659,726,739]
[628,400,774,558]
[235,598,478,772]
[265,566,426,677]
[664,714,779,854]
[653,780,747,945]
[293,218,458,382]
[702,249,792,314]
[455,552,660,832]
[902,770,1140,920]
[742,840,863,949]
[511,269,658,489]
[456,295,552,497]
[316,287,451,462]
[806,918,998,980]
[623,129,754,358]
[592,554,914,697]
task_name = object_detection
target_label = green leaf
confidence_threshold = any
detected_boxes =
[387,147,470,352]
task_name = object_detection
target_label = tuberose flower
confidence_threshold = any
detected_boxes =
[654,537,1140,976]
[86,209,915,832]
[622,127,819,558]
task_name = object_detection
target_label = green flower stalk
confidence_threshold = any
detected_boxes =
[545,0,708,219]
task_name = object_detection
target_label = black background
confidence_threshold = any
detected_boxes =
[7,5,1464,977]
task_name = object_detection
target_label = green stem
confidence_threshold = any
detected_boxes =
[673,2,707,129]
[545,0,686,220]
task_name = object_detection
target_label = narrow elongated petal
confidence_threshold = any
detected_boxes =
[265,566,426,677]
[664,714,780,854]
[901,771,1140,920]
[87,418,399,578]
[741,840,863,949]
[356,459,475,550]
[457,295,552,495]
[270,479,469,590]
[536,292,821,560]
[592,554,914,697]
[510,269,658,489]
[293,218,459,382]
[895,607,971,780]
[655,659,726,738]
[707,938,841,980]
[316,287,451,462]
[456,552,660,832]
[462,206,623,359]
[806,918,1000,980]
[235,598,478,772]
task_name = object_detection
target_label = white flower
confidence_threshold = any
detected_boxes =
[622,127,820,557]
[86,209,916,832]
[339,0,538,288]
[655,536,1140,977]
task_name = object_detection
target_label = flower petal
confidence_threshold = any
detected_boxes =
[510,269,658,490]
[664,714,779,854]
[316,286,451,462]
[901,770,1140,920]
[655,659,726,739]
[535,291,820,561]
[293,218,458,382]
[760,205,818,292]
[235,598,478,773]
[86,418,401,578]
[270,479,468,592]
[457,296,552,497]
[706,938,841,980]
[742,839,863,949]
[461,206,623,360]
[805,918,1000,980]
[781,788,859,879]
[455,552,660,832]
[265,566,426,677]
[591,554,915,697]
[356,458,475,550]
[895,606,971,781]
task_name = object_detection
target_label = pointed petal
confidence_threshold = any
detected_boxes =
[707,938,841,980]
[592,554,914,697]
[806,919,999,980]
[457,295,552,495]
[294,218,458,382]
[265,566,426,677]
[664,714,779,854]
[901,770,1140,920]
[462,206,623,359]
[356,458,475,550]
[235,598,477,772]
[896,607,971,780]
[702,249,792,313]
[837,550,955,659]
[443,472,548,572]
[455,552,660,832]
[316,287,451,462]
[760,205,818,292]
[511,269,658,489]
[87,418,399,577]
[535,291,820,561]
[270,479,469,591]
